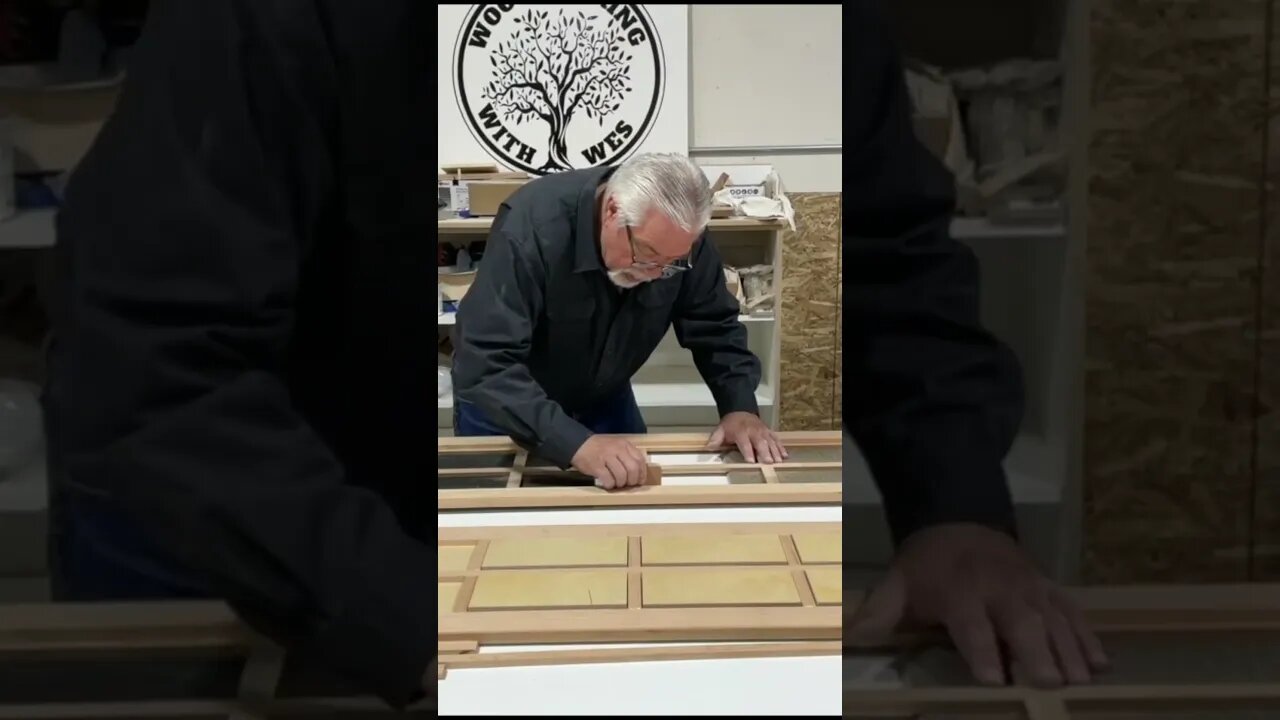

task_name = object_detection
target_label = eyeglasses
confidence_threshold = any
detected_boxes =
[625,226,693,279]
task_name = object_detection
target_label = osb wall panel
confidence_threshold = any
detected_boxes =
[833,196,843,431]
[1257,1,1280,581]
[1084,0,1266,582]
[778,193,841,432]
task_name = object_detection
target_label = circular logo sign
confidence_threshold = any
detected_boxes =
[452,4,665,175]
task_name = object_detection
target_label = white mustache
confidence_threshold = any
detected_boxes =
[607,270,650,288]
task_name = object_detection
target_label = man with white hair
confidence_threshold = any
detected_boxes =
[451,153,787,487]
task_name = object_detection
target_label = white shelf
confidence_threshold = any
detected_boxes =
[438,216,785,235]
[950,216,1066,239]
[437,312,774,326]
[439,215,1064,241]
[0,209,56,250]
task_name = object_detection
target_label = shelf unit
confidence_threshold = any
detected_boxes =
[437,217,786,432]
[855,0,1086,582]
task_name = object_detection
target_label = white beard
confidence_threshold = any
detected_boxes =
[607,269,648,289]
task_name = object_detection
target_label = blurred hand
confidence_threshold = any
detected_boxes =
[571,435,649,489]
[707,411,788,463]
[846,523,1109,687]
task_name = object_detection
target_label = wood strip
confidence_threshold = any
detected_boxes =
[439,430,842,454]
[438,606,842,644]
[438,521,842,542]
[236,644,286,698]
[5,584,1280,655]
[644,463,662,486]
[506,450,528,488]
[0,697,428,719]
[760,465,780,483]
[230,642,286,720]
[437,641,841,669]
[780,535,818,606]
[628,537,642,609]
[3,584,1272,636]
[439,562,843,580]
[439,461,842,478]
[452,540,489,613]
[0,633,251,658]
[1023,694,1070,720]
[843,683,1280,712]
[438,482,842,510]
[437,640,479,654]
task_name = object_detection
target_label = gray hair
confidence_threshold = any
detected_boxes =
[606,153,712,233]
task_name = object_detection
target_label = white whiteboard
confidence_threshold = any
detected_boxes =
[689,4,843,149]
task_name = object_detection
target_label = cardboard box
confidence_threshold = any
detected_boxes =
[700,164,771,199]
[466,180,528,216]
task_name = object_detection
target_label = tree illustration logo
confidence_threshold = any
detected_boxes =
[453,4,666,175]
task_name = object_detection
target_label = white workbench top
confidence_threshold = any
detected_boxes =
[437,503,847,716]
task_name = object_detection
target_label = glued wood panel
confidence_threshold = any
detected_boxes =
[805,568,841,606]
[435,522,842,644]
[438,582,461,615]
[792,533,842,564]
[641,534,788,565]
[469,570,628,610]
[482,536,629,568]
[438,545,475,573]
[642,568,801,607]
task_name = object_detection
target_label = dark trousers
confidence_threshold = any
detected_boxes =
[452,383,648,437]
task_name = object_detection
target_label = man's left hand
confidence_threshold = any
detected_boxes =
[706,411,788,463]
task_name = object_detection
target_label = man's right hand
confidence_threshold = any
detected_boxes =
[571,435,649,489]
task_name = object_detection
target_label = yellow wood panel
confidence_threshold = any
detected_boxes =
[642,568,801,607]
[469,570,628,610]
[806,568,841,605]
[482,536,628,568]
[641,534,787,565]
[792,533,841,564]
[439,545,476,573]
[439,582,461,615]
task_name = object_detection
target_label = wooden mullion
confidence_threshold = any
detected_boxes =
[505,450,528,488]
[439,641,840,669]
[439,461,841,478]
[439,430,843,454]
[628,537,642,609]
[440,561,840,580]
[452,540,489,613]
[438,521,842,542]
